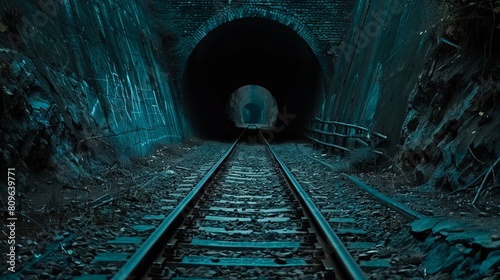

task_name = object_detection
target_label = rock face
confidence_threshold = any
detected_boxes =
[411,217,500,277]
[0,53,129,183]
[398,40,500,190]
[0,0,190,183]
[324,0,438,154]
[395,2,500,192]
[1,55,64,178]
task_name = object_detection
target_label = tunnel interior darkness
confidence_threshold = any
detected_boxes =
[184,17,324,139]
[243,103,262,124]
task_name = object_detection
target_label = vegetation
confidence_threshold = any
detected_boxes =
[0,6,23,32]
[438,0,500,51]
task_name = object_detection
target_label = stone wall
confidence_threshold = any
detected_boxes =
[323,0,439,154]
[0,0,190,181]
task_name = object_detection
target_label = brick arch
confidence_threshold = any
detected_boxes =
[178,6,331,86]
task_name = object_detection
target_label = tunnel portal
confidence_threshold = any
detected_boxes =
[184,17,324,139]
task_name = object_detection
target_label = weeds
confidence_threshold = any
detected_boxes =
[437,0,500,52]
[0,6,24,32]
[348,147,377,171]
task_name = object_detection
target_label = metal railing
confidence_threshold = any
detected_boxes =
[304,118,387,154]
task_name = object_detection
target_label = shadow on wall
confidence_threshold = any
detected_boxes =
[227,85,278,129]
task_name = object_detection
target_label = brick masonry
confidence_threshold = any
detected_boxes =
[154,0,355,78]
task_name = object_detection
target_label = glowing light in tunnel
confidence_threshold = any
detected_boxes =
[227,85,278,128]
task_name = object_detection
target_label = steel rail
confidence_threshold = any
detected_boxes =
[112,129,247,280]
[301,152,426,220]
[260,131,367,280]
[341,174,427,220]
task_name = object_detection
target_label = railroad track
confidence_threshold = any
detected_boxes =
[99,129,366,280]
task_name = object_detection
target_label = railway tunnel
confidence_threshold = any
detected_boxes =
[1,0,500,278]
[184,17,323,139]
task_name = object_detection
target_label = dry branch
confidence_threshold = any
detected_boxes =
[62,184,91,193]
[472,156,500,206]
[90,194,111,206]
[139,166,172,189]
[446,169,489,196]
[468,147,486,164]
[92,198,117,209]
[175,166,190,171]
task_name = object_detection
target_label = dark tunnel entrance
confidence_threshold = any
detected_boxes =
[184,17,324,140]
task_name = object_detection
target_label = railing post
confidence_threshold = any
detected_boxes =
[339,117,347,153]
[312,119,318,150]
[333,123,339,149]
[320,120,327,152]
[354,124,361,149]
[308,119,312,149]
[325,122,332,155]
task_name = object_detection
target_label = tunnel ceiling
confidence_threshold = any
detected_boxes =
[184,17,323,139]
